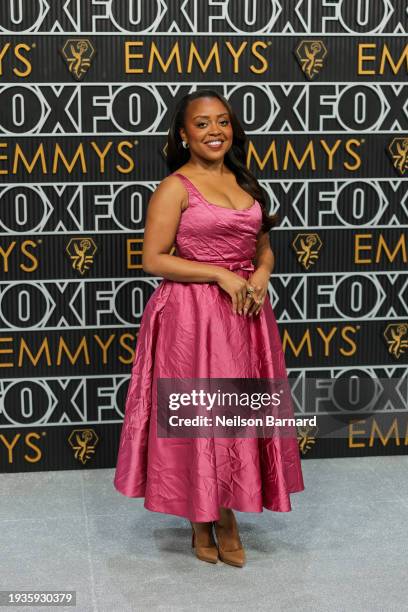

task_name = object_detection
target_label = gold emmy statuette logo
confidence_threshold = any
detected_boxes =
[60,39,95,80]
[387,137,408,176]
[383,323,408,359]
[66,237,97,275]
[294,40,327,80]
[292,233,322,269]
[68,429,99,464]
[297,424,319,455]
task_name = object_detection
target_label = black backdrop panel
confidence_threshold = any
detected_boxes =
[0,1,407,471]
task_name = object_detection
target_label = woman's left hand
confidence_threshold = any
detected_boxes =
[244,267,271,316]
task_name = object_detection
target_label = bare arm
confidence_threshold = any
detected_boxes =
[254,230,275,275]
[142,175,224,283]
[242,230,274,316]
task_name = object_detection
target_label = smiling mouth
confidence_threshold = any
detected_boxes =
[205,140,224,147]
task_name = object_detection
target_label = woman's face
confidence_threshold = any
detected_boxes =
[179,96,233,161]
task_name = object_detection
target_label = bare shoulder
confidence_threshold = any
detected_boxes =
[149,174,188,213]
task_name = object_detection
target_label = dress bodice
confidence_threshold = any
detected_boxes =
[171,172,263,271]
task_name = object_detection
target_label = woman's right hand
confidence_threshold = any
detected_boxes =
[215,269,254,315]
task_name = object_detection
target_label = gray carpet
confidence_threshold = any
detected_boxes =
[1,455,407,611]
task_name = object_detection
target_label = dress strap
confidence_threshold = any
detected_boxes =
[172,172,201,200]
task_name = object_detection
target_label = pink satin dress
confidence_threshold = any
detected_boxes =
[113,172,304,521]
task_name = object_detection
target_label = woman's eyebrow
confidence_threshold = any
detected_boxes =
[192,113,229,119]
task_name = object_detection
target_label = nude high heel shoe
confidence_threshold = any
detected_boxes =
[190,521,218,564]
[214,511,246,568]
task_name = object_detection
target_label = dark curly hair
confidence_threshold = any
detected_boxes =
[164,89,278,233]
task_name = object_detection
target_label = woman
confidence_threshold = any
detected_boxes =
[113,89,304,568]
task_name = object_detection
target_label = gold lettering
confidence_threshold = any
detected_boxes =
[357,43,376,75]
[13,143,47,174]
[355,234,372,264]
[21,240,39,272]
[0,337,13,368]
[247,140,278,171]
[0,43,11,76]
[127,238,143,269]
[0,142,7,174]
[0,433,20,463]
[349,419,366,447]
[225,41,247,73]
[119,333,136,364]
[90,141,113,173]
[53,143,86,173]
[25,433,42,463]
[249,41,269,74]
[0,242,16,272]
[376,234,407,264]
[93,334,115,364]
[116,141,135,173]
[149,41,182,73]
[340,326,357,356]
[320,140,342,170]
[18,338,52,367]
[14,43,32,77]
[124,41,143,73]
[344,139,362,170]
[316,327,337,356]
[57,337,90,366]
[282,330,312,357]
[358,43,408,75]
[370,418,399,447]
[379,44,408,75]
[284,141,316,171]
[187,42,221,73]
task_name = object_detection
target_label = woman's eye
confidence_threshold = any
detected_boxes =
[197,120,229,128]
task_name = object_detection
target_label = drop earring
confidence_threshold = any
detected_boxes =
[182,141,189,149]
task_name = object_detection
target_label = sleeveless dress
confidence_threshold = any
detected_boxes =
[113,172,304,521]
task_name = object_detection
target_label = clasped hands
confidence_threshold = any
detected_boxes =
[216,265,270,316]
[225,267,270,317]
[242,267,270,316]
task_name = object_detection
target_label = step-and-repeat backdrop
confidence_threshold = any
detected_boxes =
[0,1,407,472]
